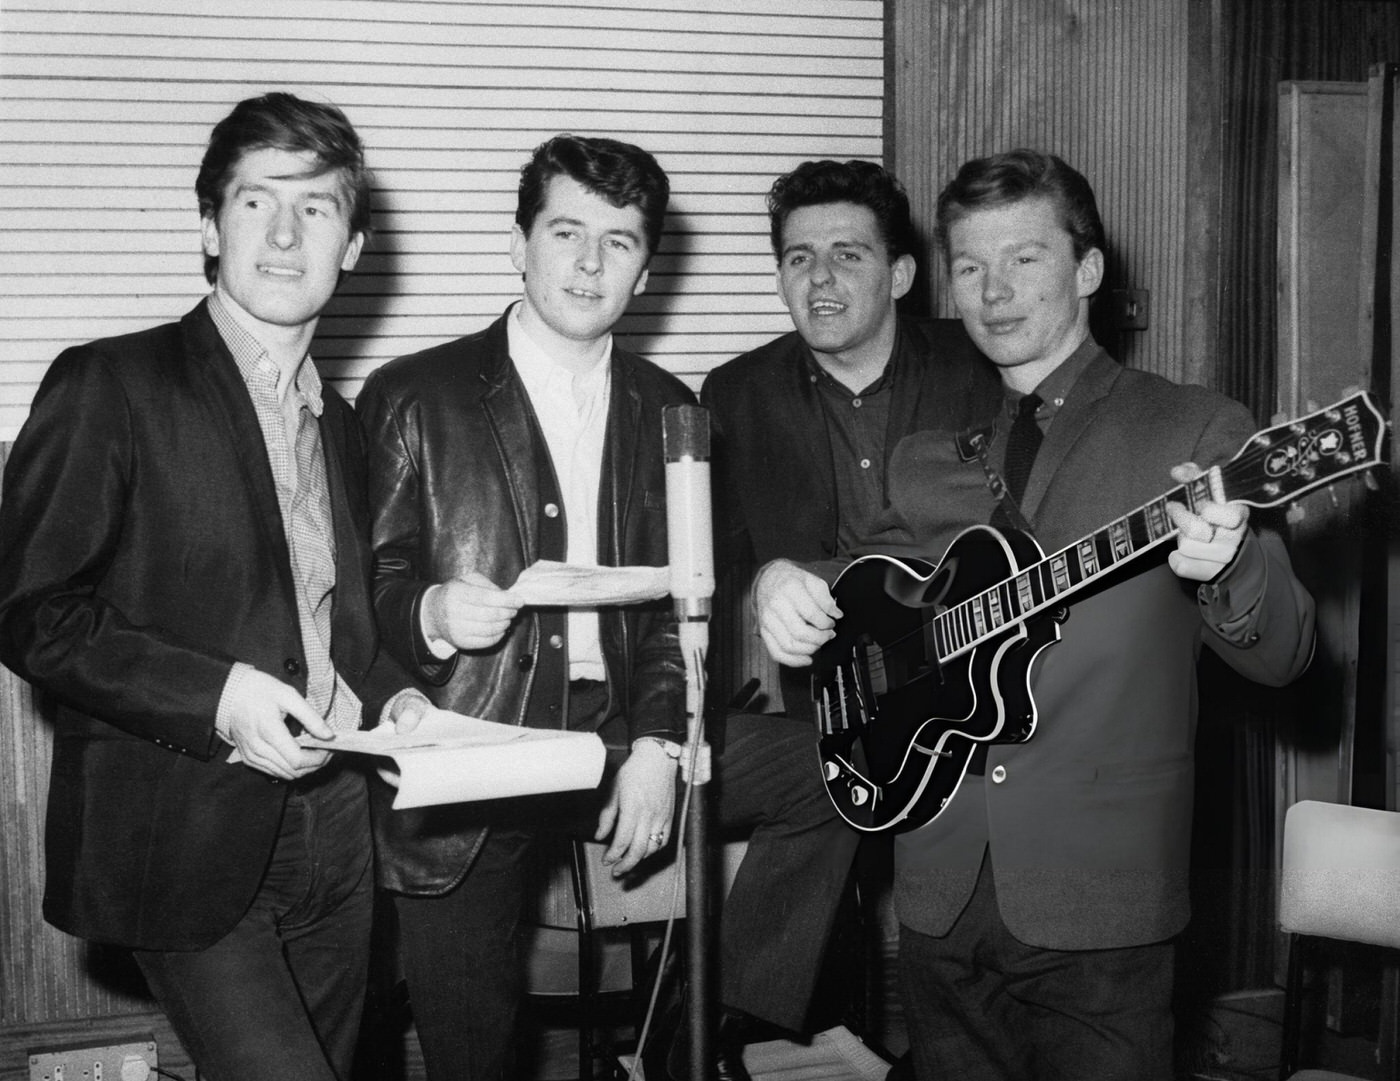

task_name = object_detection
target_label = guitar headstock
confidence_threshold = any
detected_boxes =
[1223,391,1388,508]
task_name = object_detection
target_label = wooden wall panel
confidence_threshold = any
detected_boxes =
[890,0,1191,381]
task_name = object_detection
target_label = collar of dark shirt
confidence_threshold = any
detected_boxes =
[802,333,901,400]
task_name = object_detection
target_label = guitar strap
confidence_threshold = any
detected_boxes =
[957,424,1038,536]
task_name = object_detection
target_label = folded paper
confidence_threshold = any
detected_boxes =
[301,708,606,810]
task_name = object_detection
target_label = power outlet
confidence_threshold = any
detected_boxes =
[28,1036,157,1081]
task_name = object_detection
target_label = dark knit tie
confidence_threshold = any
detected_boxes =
[1003,392,1043,505]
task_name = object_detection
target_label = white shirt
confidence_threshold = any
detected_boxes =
[507,306,612,681]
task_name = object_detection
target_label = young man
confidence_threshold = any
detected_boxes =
[359,135,844,1081]
[702,158,999,722]
[753,149,1316,1080]
[0,93,426,1081]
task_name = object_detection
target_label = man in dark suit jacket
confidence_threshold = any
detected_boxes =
[754,150,1315,1080]
[0,94,425,1081]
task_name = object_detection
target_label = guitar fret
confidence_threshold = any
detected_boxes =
[1107,520,1133,561]
[1015,571,1035,614]
[1049,551,1072,595]
[934,613,950,658]
[957,602,972,647]
[987,585,1005,630]
[1144,498,1172,541]
[1078,536,1100,576]
[971,593,988,638]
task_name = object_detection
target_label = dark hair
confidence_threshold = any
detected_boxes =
[766,159,915,262]
[195,92,371,285]
[515,134,670,256]
[934,149,1105,265]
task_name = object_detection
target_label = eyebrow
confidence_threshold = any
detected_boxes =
[545,214,641,244]
[781,238,875,259]
[232,179,343,208]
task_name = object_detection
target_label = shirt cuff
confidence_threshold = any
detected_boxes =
[419,584,458,660]
[1197,528,1267,645]
[215,661,257,744]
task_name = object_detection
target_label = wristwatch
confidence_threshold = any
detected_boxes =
[633,735,684,760]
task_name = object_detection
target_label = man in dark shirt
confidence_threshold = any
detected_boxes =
[703,160,999,724]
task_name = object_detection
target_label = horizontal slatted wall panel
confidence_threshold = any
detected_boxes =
[891,0,1189,382]
[0,0,882,1030]
[0,0,884,440]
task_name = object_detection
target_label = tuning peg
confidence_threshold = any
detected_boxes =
[1286,503,1307,525]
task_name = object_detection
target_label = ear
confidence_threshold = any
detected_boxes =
[200,215,220,259]
[890,254,917,301]
[632,266,650,297]
[341,231,365,272]
[774,265,790,310]
[509,224,527,275]
[1076,247,1104,298]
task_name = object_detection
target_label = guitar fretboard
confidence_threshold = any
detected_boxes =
[931,475,1214,662]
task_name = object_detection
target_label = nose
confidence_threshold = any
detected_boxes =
[982,267,1011,305]
[577,239,602,274]
[808,255,834,286]
[268,205,300,250]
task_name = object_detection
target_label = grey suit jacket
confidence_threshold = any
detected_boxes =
[851,345,1315,949]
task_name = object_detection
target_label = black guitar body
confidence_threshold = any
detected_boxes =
[813,526,1061,833]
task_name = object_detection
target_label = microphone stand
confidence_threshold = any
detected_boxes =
[678,621,711,1081]
[662,403,716,1081]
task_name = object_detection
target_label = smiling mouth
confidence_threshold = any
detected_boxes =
[258,265,303,279]
[809,299,846,316]
[566,287,603,300]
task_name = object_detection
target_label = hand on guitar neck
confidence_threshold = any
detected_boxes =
[753,558,841,667]
[1164,461,1251,582]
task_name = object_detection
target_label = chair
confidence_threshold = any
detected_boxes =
[527,837,748,1081]
[1277,799,1400,1080]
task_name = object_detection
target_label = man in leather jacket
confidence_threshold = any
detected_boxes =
[358,135,847,1081]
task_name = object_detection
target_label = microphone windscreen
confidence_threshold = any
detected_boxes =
[663,404,710,461]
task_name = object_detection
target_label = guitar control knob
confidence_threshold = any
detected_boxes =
[848,785,869,806]
[824,760,840,782]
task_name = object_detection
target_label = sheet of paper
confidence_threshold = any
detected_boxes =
[510,560,669,606]
[301,708,606,810]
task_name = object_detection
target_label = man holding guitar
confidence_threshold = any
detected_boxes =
[754,150,1318,1080]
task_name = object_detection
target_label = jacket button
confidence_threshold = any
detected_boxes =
[548,634,563,649]
[518,654,534,671]
[283,657,302,676]
[544,502,560,518]
[991,765,1007,784]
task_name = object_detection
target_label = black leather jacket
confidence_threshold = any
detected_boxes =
[357,306,690,894]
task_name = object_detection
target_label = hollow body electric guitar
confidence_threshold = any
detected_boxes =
[812,392,1387,834]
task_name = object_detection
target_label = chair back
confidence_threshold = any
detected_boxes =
[1280,799,1400,950]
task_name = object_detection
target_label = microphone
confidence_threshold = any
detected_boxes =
[662,404,715,622]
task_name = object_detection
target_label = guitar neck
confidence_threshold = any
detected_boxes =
[930,478,1201,664]
[928,392,1384,664]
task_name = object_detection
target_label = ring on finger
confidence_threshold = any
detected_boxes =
[648,831,666,847]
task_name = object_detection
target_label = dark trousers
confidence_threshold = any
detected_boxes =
[133,765,374,1081]
[898,853,1175,1081]
[393,702,858,1081]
